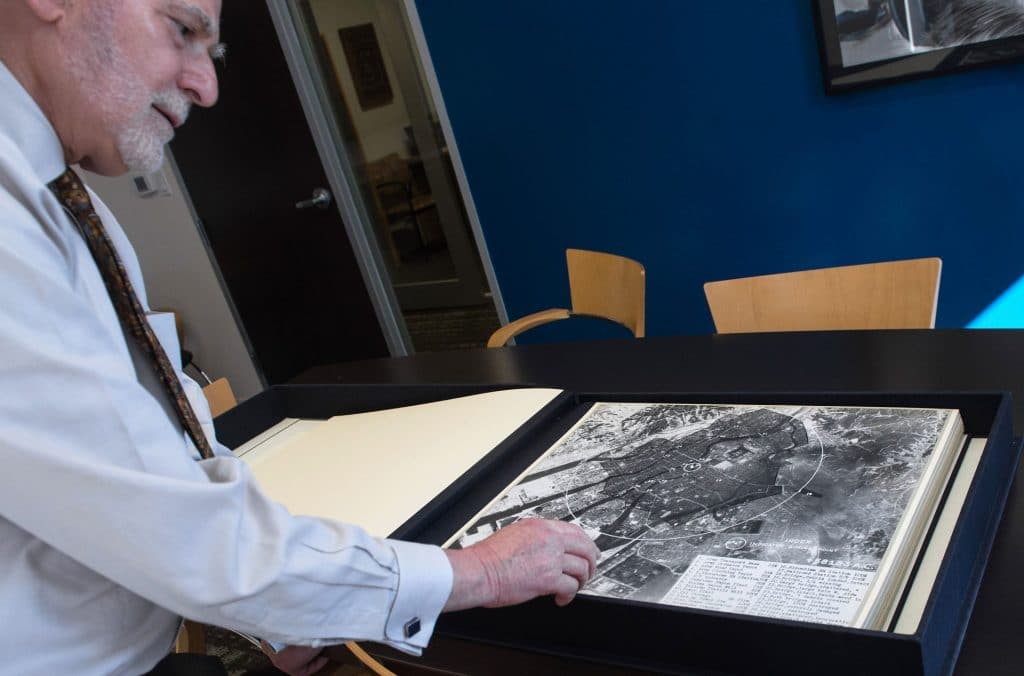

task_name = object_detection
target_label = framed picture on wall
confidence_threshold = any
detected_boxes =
[813,0,1024,93]
[338,23,393,110]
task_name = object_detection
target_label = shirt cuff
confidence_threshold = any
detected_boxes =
[382,539,453,653]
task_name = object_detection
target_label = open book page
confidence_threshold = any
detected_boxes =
[852,411,964,628]
[236,388,563,538]
[450,402,964,629]
[893,436,987,634]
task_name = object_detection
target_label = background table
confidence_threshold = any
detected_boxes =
[296,329,1024,675]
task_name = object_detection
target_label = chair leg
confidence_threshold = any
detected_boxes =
[175,620,207,654]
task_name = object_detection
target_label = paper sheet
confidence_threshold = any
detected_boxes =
[237,388,562,537]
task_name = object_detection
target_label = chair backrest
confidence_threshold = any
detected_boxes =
[567,248,646,337]
[704,258,941,334]
[363,153,411,185]
[202,377,237,418]
[486,248,646,347]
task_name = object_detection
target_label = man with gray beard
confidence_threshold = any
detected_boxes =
[0,1,599,675]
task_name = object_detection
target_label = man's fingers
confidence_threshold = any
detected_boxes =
[553,521,600,576]
[264,644,327,676]
[562,552,592,590]
[553,572,581,606]
[300,655,330,676]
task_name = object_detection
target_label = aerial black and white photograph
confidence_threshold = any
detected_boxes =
[453,402,954,620]
[831,0,1024,67]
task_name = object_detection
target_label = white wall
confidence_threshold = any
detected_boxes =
[82,156,264,401]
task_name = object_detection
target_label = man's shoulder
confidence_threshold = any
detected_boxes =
[0,138,76,276]
[0,146,40,225]
[0,129,43,208]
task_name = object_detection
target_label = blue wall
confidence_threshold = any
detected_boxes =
[416,1,1024,340]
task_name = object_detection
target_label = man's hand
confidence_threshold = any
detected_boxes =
[443,518,600,611]
[259,641,329,676]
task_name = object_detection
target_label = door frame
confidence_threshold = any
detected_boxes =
[266,0,510,343]
[267,0,412,355]
[400,0,509,326]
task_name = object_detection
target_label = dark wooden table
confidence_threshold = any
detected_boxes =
[301,329,1024,675]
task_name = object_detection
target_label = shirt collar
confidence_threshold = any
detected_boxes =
[0,60,68,183]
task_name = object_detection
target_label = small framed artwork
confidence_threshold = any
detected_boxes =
[813,0,1024,93]
[338,23,393,110]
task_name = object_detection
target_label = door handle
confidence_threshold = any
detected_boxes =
[295,188,332,210]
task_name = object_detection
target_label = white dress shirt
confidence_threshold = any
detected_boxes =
[0,61,452,675]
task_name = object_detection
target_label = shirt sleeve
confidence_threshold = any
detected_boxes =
[0,190,453,653]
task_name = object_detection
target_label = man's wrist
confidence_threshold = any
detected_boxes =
[443,547,492,611]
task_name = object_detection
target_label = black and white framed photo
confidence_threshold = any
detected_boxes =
[813,0,1024,93]
[338,23,394,111]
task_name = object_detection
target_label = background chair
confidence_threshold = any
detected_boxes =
[154,306,216,386]
[363,153,438,263]
[488,248,645,347]
[703,257,941,334]
[202,378,237,418]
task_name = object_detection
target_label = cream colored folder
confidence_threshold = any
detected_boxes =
[234,388,563,537]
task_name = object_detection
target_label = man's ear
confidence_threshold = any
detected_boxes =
[24,0,67,23]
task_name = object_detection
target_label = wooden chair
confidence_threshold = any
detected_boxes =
[174,378,237,655]
[364,153,438,262]
[201,377,237,418]
[488,248,645,347]
[703,258,942,334]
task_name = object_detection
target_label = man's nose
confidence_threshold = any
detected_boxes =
[179,54,219,108]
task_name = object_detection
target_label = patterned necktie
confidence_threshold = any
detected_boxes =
[49,167,214,460]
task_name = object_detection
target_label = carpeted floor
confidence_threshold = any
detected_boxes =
[403,303,500,353]
[204,626,373,676]
[203,626,275,675]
